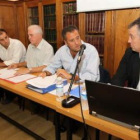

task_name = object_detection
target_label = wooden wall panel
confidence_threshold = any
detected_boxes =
[0,2,17,38]
[16,2,27,47]
[104,11,116,76]
[56,0,63,48]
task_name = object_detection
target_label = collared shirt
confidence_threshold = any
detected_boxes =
[0,38,26,66]
[136,54,140,90]
[43,41,100,81]
[25,39,54,68]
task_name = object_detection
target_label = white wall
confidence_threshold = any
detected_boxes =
[77,0,140,12]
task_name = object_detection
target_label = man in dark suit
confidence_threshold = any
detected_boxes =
[111,17,140,89]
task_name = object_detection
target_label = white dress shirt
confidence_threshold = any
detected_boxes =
[25,39,54,68]
[0,38,26,66]
[43,41,100,81]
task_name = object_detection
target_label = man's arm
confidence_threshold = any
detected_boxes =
[8,61,27,69]
[39,70,52,78]
[56,69,80,81]
[14,65,47,76]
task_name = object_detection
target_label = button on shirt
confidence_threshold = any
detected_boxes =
[25,39,54,68]
[0,38,26,66]
[43,41,100,81]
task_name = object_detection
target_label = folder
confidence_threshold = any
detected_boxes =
[26,80,67,94]
[69,86,81,98]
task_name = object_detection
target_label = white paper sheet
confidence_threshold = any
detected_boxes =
[26,74,58,88]
[6,74,36,84]
[0,68,18,79]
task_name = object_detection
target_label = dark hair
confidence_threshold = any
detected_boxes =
[128,17,140,30]
[0,29,7,35]
[62,25,79,40]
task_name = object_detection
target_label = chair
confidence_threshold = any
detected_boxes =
[99,64,111,83]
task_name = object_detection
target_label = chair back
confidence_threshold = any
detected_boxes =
[99,65,111,83]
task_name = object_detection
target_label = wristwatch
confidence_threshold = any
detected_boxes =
[70,73,73,80]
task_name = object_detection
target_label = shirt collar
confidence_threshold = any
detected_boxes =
[31,39,43,50]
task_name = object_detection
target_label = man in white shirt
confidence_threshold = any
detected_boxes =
[0,29,26,66]
[40,25,100,81]
[9,25,54,114]
[0,29,26,104]
[9,25,54,75]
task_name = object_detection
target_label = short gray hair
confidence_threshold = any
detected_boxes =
[28,25,43,35]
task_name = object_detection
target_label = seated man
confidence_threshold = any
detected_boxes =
[10,25,54,75]
[0,29,26,104]
[40,25,100,82]
[39,25,100,136]
[7,25,54,109]
[111,17,140,89]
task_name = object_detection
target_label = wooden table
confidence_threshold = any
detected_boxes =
[0,78,139,140]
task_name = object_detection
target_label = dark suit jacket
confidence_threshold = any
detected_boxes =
[111,47,140,88]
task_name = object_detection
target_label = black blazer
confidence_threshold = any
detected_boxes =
[111,48,140,88]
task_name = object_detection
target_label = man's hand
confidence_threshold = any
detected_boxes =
[14,68,30,76]
[8,63,18,69]
[38,72,46,78]
[38,71,52,78]
[56,69,72,80]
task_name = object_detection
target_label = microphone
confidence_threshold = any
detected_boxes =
[62,44,86,108]
[77,44,86,62]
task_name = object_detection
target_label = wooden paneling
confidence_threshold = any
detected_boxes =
[16,2,27,47]
[78,13,86,41]
[104,11,116,77]
[56,0,63,48]
[25,0,40,7]
[42,0,56,5]
[0,2,17,38]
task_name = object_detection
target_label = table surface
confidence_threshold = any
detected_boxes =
[0,74,139,140]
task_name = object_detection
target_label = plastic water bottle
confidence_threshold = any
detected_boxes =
[81,83,89,110]
[56,77,64,102]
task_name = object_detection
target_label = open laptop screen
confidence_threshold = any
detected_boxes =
[85,80,140,130]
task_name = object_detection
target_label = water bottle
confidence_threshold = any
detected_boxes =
[81,83,89,110]
[56,77,64,102]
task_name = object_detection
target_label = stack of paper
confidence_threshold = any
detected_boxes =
[0,68,36,84]
[0,68,18,79]
[5,74,36,84]
[26,74,67,94]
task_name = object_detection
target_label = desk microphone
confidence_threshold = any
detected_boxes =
[62,44,86,108]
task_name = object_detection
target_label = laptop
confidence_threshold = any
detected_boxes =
[85,80,140,131]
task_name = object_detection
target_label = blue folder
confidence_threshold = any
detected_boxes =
[26,80,67,94]
[68,86,81,98]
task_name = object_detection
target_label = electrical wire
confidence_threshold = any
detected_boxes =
[77,66,92,140]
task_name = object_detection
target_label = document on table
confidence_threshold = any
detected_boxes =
[26,74,58,88]
[0,68,37,83]
[5,74,37,84]
[26,74,68,94]
[0,68,18,79]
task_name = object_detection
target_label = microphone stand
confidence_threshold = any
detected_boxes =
[62,58,81,108]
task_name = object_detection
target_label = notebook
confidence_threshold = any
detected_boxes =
[85,80,140,131]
